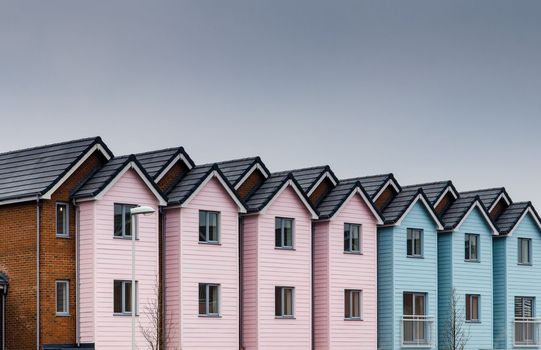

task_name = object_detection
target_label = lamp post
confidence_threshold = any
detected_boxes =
[130,206,155,350]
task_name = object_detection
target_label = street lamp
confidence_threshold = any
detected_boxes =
[130,205,155,350]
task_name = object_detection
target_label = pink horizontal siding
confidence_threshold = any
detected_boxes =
[79,201,95,343]
[241,215,259,349]
[178,177,240,349]
[164,208,181,349]
[315,194,378,350]
[313,221,330,349]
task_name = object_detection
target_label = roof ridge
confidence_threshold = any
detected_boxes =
[404,180,451,188]
[460,187,505,194]
[0,136,100,157]
[134,146,184,156]
[274,164,330,174]
[212,156,260,165]
[342,173,393,182]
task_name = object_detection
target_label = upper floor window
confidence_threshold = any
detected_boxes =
[198,283,220,316]
[275,286,294,318]
[275,217,294,249]
[56,203,69,237]
[465,233,480,262]
[344,223,362,253]
[518,238,532,265]
[466,294,480,322]
[344,289,362,320]
[114,204,137,238]
[199,211,220,243]
[406,228,423,257]
[56,280,69,316]
[114,280,137,315]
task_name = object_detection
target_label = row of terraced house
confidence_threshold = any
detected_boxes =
[0,137,540,350]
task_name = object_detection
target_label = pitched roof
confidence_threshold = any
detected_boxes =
[381,186,440,228]
[495,202,541,235]
[72,155,166,204]
[0,137,112,204]
[460,188,510,211]
[351,173,400,200]
[214,157,270,187]
[439,194,497,232]
[135,147,194,180]
[166,163,245,210]
[410,181,457,206]
[274,165,338,194]
[245,172,317,217]
[316,178,382,221]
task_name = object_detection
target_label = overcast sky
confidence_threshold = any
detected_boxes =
[1,1,540,207]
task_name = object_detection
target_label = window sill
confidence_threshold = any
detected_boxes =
[465,320,481,324]
[56,235,70,239]
[518,263,533,266]
[113,236,139,241]
[344,317,363,321]
[56,313,70,317]
[198,314,222,318]
[275,316,296,320]
[113,313,139,317]
[198,241,221,246]
[275,247,295,251]
[464,259,480,263]
[406,255,424,259]
[344,251,363,255]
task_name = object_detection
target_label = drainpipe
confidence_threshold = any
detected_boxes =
[35,196,40,350]
[73,200,81,346]
[311,221,315,350]
[160,207,166,348]
[238,216,244,350]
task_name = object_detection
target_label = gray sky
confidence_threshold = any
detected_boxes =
[1,1,540,207]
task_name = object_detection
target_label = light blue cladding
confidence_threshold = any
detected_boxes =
[494,213,541,349]
[438,207,494,350]
[378,201,439,350]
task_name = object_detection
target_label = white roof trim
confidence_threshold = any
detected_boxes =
[488,192,511,212]
[306,171,338,196]
[181,170,247,213]
[41,143,113,199]
[453,201,498,236]
[507,207,541,236]
[329,187,383,224]
[433,186,458,209]
[76,161,167,206]
[394,194,444,230]
[259,179,318,219]
[154,153,194,183]
[373,178,400,202]
[0,196,39,206]
[234,163,269,190]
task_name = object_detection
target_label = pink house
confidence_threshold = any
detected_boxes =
[163,164,246,350]
[313,179,383,349]
[73,155,167,348]
[241,173,318,350]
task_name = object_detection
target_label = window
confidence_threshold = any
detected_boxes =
[199,211,220,243]
[114,204,137,238]
[275,218,294,249]
[344,289,362,319]
[466,294,480,322]
[518,238,532,265]
[56,280,69,316]
[275,286,294,318]
[465,234,480,262]
[407,228,423,257]
[403,292,428,344]
[515,297,535,345]
[198,283,219,316]
[114,280,137,315]
[56,203,69,237]
[344,223,362,253]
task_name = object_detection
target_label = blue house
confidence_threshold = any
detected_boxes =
[464,188,541,349]
[359,175,443,350]
[426,186,498,350]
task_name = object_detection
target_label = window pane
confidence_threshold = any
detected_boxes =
[114,204,123,237]
[124,207,132,237]
[284,219,293,247]
[352,225,360,252]
[344,224,351,251]
[284,288,293,316]
[275,287,282,316]
[352,291,361,318]
[199,284,206,315]
[414,230,422,256]
[114,281,122,313]
[466,295,471,321]
[403,293,413,315]
[471,296,479,321]
[465,235,470,260]
[275,218,282,247]
[345,290,351,318]
[407,230,413,256]
[57,204,67,236]
[471,236,478,260]
[124,282,132,313]
[199,211,207,242]
[208,213,219,242]
[56,282,66,313]
[415,294,425,316]
[209,285,219,314]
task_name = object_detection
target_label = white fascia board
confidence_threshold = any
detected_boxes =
[329,187,384,224]
[260,180,318,219]
[154,153,194,183]
[306,171,338,197]
[489,192,512,212]
[395,194,444,230]
[234,163,269,190]
[373,178,400,202]
[508,207,541,236]
[454,201,499,236]
[433,186,458,209]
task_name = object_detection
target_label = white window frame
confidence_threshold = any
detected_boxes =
[199,211,220,244]
[465,233,480,262]
[406,228,423,258]
[344,223,362,253]
[518,238,532,265]
[466,294,481,323]
[113,280,138,315]
[275,286,295,318]
[113,203,137,238]
[344,289,363,320]
[56,202,69,238]
[275,217,294,249]
[55,280,69,316]
[198,283,220,316]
